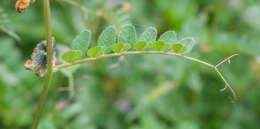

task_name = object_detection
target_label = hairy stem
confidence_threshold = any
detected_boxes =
[31,0,53,129]
[54,51,237,101]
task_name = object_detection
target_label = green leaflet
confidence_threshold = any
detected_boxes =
[121,44,131,51]
[62,50,83,63]
[179,37,195,53]
[159,31,177,44]
[139,27,157,43]
[112,43,131,53]
[134,41,146,51]
[98,25,116,52]
[153,41,170,51]
[72,29,91,55]
[56,45,80,76]
[172,43,187,53]
[69,25,194,56]
[144,43,153,50]
[87,46,105,57]
[118,25,136,47]
[134,41,152,51]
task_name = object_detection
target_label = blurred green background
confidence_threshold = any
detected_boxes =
[0,0,260,129]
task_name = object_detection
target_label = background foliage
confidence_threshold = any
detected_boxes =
[0,0,260,129]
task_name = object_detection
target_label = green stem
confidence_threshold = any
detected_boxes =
[68,74,74,100]
[31,0,53,129]
[54,51,237,101]
[61,0,93,24]
[54,51,215,70]
[31,72,53,129]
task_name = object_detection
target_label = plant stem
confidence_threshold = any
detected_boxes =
[31,72,53,129]
[31,0,53,129]
[68,74,74,100]
[61,0,92,24]
[215,54,239,68]
[215,67,237,101]
[54,51,237,101]
[54,51,215,70]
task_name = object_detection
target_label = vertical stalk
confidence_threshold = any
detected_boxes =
[68,74,74,100]
[31,0,53,129]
